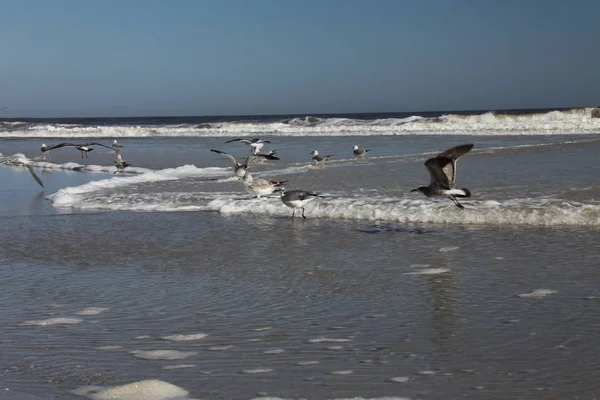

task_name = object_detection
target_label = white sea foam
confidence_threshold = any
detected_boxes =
[308,337,352,343]
[263,349,285,354]
[95,345,123,351]
[388,376,410,383]
[206,196,600,227]
[161,364,197,370]
[5,108,600,138]
[48,165,228,209]
[208,345,234,351]
[517,289,559,299]
[404,268,451,275]
[71,379,190,400]
[329,370,354,375]
[21,317,83,326]
[241,368,274,374]
[130,350,198,360]
[295,361,320,366]
[161,333,208,341]
[74,307,109,316]
[43,162,600,227]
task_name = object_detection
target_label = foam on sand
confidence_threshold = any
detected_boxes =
[130,350,198,360]
[404,268,451,275]
[21,317,83,326]
[71,379,190,400]
[74,307,110,316]
[161,333,208,341]
[161,364,197,370]
[308,337,352,343]
[241,368,274,374]
[517,289,559,299]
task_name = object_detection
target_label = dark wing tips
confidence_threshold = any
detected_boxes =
[210,149,225,154]
[225,138,242,143]
[438,144,474,160]
[26,165,44,187]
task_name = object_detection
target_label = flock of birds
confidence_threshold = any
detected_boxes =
[209,138,474,218]
[2,137,474,218]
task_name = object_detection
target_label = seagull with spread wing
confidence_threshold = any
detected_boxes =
[210,149,259,179]
[41,142,112,158]
[411,144,474,209]
[225,138,271,154]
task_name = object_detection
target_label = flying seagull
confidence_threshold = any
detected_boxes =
[279,189,321,219]
[411,144,474,209]
[211,149,259,179]
[242,173,287,198]
[253,149,280,162]
[41,142,111,158]
[310,150,332,166]
[225,138,271,154]
[353,145,371,158]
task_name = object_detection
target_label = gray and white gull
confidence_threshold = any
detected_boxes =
[211,149,259,179]
[278,189,321,219]
[411,144,473,209]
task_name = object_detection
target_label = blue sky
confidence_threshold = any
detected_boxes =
[1,0,599,117]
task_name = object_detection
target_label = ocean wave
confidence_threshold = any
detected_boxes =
[3,108,600,138]
[46,173,600,226]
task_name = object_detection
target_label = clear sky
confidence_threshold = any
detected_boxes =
[1,0,600,117]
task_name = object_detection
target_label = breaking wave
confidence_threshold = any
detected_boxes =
[2,107,600,138]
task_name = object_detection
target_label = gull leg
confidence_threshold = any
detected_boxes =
[302,207,307,219]
[450,196,465,209]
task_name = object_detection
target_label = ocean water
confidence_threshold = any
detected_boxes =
[1,109,599,400]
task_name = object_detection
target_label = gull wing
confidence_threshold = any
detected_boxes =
[244,155,260,167]
[42,143,78,152]
[82,142,112,149]
[26,165,44,187]
[436,144,473,186]
[210,149,238,165]
[425,157,452,189]
[225,138,250,144]
[256,153,280,160]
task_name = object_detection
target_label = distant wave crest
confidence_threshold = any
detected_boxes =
[2,108,600,137]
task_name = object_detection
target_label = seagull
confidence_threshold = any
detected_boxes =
[310,150,332,166]
[113,148,130,174]
[211,149,259,179]
[112,139,124,152]
[411,144,474,209]
[225,138,271,154]
[279,189,321,219]
[41,142,111,158]
[253,149,280,163]
[0,154,44,187]
[242,173,287,198]
[353,145,371,158]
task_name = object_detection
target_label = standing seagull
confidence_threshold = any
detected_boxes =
[211,149,258,179]
[279,189,321,219]
[353,145,371,158]
[113,148,130,174]
[411,144,474,209]
[310,150,332,166]
[242,173,287,198]
[225,138,271,154]
[112,140,124,152]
